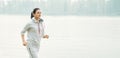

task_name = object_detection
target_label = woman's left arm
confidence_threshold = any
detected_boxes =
[42,22,49,39]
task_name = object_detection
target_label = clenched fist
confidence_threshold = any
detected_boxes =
[43,35,49,39]
[23,41,27,46]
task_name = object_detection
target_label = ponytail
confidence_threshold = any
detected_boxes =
[31,12,34,19]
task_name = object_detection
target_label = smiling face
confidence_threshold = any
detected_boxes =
[33,10,41,19]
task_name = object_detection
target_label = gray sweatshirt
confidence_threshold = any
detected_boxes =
[21,17,45,43]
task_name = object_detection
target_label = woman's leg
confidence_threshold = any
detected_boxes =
[27,47,39,58]
[26,42,39,58]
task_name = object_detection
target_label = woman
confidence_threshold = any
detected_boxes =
[21,8,49,58]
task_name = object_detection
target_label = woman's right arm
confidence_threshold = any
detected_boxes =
[21,34,27,46]
[21,23,30,46]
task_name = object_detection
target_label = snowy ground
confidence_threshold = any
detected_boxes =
[0,15,120,58]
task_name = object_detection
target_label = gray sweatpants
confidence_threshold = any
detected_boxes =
[26,40,40,58]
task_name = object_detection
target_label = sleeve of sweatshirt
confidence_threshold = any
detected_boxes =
[21,23,30,35]
[42,22,47,36]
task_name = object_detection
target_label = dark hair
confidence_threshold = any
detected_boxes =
[31,8,40,19]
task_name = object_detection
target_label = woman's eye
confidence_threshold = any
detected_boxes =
[37,12,40,14]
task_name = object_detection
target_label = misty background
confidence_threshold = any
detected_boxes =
[0,0,120,16]
[0,0,120,58]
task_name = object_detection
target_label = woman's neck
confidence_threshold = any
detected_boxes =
[35,17,39,20]
[34,17,40,23]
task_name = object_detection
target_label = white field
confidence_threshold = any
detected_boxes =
[0,15,120,58]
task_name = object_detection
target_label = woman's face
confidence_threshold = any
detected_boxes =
[33,10,41,19]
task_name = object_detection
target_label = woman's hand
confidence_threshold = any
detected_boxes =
[23,41,27,46]
[43,35,49,39]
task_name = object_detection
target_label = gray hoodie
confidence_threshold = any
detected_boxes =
[21,17,45,44]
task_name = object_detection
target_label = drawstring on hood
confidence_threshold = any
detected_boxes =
[31,17,45,37]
